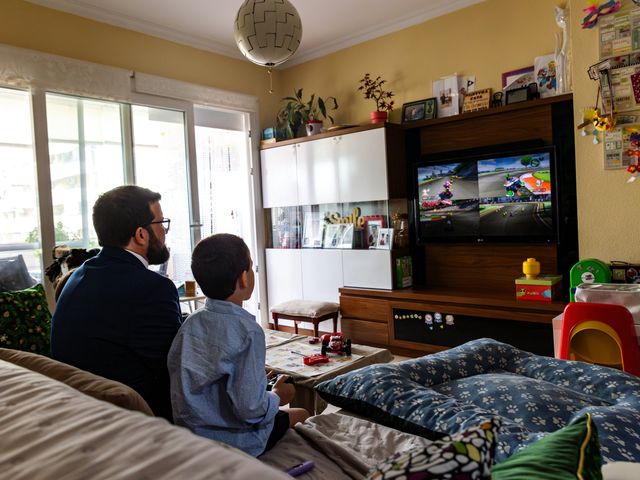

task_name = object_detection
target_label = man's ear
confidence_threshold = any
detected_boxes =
[132,226,147,246]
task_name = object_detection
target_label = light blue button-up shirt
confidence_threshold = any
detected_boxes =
[168,298,280,456]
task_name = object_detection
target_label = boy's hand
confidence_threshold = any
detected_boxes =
[272,375,295,406]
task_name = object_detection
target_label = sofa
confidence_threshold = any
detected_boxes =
[0,348,290,480]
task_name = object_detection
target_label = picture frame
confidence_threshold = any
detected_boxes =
[401,98,437,123]
[432,74,460,118]
[501,66,535,89]
[364,216,384,248]
[302,212,324,248]
[323,223,344,249]
[374,228,394,250]
[462,88,492,113]
[338,224,354,249]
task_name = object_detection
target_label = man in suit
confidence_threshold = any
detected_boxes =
[51,185,182,421]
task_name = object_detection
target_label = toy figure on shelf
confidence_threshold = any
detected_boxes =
[581,0,621,29]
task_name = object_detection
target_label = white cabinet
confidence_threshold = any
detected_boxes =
[265,249,302,308]
[338,129,388,203]
[301,249,343,303]
[261,145,298,208]
[342,249,393,290]
[297,138,339,205]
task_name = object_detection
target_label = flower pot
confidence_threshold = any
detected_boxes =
[370,111,388,124]
[306,120,323,136]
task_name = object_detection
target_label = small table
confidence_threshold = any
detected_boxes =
[265,331,393,415]
[179,295,206,314]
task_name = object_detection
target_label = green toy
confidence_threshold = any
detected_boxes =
[569,258,611,302]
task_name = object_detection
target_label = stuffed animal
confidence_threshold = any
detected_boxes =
[45,245,100,298]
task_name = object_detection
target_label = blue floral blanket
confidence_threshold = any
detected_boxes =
[315,338,640,462]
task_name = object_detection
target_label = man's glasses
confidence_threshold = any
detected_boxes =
[147,218,171,234]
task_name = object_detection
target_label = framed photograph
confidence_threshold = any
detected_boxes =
[401,98,437,123]
[364,216,384,249]
[323,223,343,249]
[501,66,534,89]
[374,228,394,250]
[338,224,354,249]
[432,74,459,118]
[302,212,324,248]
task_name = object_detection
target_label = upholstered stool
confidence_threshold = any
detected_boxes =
[271,300,339,337]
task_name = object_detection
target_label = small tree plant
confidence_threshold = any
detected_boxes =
[358,74,395,112]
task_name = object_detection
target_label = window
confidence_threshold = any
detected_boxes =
[0,87,41,280]
[46,94,126,249]
[132,105,190,282]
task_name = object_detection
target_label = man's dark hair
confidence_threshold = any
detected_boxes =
[191,234,250,300]
[93,185,161,247]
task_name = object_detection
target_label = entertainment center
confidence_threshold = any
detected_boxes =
[339,94,577,357]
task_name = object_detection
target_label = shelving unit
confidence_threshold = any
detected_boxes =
[260,123,407,321]
[339,94,578,356]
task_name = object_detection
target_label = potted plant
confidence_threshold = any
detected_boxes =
[276,88,338,139]
[358,73,395,123]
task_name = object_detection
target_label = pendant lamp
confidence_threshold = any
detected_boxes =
[234,0,302,68]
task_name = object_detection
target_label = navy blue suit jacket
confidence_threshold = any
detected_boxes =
[51,246,181,421]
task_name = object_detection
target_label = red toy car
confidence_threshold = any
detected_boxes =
[320,332,352,356]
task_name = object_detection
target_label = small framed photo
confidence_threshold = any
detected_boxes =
[323,223,343,249]
[501,66,535,90]
[364,216,384,249]
[302,212,324,248]
[339,224,354,249]
[401,98,437,123]
[374,228,394,250]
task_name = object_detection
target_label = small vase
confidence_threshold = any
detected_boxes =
[370,111,388,124]
[306,120,323,136]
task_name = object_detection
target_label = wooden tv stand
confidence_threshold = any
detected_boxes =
[339,286,566,357]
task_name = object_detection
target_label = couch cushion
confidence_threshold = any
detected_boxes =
[0,283,51,355]
[0,360,290,480]
[492,413,602,480]
[0,347,153,416]
[0,254,37,292]
[315,338,640,463]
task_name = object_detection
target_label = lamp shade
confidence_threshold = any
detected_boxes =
[234,0,302,67]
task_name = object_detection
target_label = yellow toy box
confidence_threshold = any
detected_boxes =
[515,274,563,302]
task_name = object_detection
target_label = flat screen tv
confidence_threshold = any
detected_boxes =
[413,146,557,244]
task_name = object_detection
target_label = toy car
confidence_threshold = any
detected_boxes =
[303,354,329,365]
[320,332,352,356]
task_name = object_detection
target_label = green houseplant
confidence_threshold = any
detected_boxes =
[358,73,395,123]
[277,88,338,139]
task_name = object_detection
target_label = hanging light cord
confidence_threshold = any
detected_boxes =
[267,68,273,94]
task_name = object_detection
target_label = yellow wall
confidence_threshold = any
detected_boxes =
[0,0,282,127]
[569,0,640,263]
[2,0,638,263]
[279,0,559,125]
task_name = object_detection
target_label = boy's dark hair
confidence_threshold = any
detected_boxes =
[93,185,161,247]
[191,234,250,300]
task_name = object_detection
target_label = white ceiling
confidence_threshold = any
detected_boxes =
[26,0,483,68]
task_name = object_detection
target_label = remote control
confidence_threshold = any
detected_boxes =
[286,460,315,477]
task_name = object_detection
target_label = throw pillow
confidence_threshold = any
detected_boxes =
[0,284,51,355]
[367,418,500,480]
[0,255,37,292]
[491,413,602,480]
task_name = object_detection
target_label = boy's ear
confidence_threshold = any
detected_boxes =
[238,270,248,289]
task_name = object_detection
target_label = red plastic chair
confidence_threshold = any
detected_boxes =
[559,302,640,376]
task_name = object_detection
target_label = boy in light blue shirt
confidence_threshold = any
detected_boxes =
[168,234,309,456]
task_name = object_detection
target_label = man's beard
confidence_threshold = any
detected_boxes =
[146,228,170,265]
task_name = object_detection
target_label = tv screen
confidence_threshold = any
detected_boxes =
[414,146,557,243]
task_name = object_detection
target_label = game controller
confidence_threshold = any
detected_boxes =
[266,375,294,391]
[286,460,315,477]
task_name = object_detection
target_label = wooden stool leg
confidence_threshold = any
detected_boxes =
[313,319,319,337]
[294,321,299,334]
[332,314,338,333]
[272,312,279,331]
